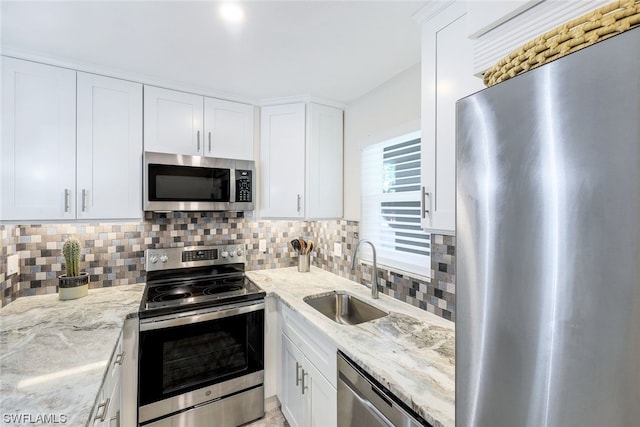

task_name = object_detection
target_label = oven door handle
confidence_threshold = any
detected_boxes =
[140,301,264,331]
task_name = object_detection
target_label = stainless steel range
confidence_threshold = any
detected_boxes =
[138,245,265,427]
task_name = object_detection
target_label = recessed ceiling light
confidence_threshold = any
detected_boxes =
[220,3,245,23]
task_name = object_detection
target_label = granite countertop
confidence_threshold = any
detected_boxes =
[246,267,455,427]
[0,284,144,426]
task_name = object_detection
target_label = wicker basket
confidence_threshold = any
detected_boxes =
[483,0,640,87]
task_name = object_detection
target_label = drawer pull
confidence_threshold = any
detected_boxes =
[94,398,110,422]
[301,368,309,394]
[114,351,124,366]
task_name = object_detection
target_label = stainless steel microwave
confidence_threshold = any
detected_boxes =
[143,152,255,212]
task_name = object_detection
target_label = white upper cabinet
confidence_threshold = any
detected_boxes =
[259,102,343,219]
[144,85,255,160]
[143,85,204,155]
[306,103,343,219]
[77,72,143,220]
[259,103,306,218]
[1,57,143,221]
[1,57,76,221]
[204,97,254,160]
[421,2,485,234]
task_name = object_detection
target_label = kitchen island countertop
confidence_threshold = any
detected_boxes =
[0,284,144,426]
[246,267,455,427]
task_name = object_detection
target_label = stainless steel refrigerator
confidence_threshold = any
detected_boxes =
[456,27,640,426]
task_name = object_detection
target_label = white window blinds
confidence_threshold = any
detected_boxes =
[360,131,431,277]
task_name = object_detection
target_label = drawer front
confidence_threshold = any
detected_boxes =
[282,304,337,387]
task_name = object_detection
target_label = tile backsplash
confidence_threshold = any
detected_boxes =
[0,215,456,322]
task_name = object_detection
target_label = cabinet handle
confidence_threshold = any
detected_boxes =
[94,398,110,422]
[114,351,124,366]
[297,194,302,214]
[421,186,431,218]
[64,189,71,213]
[81,189,87,212]
[110,411,120,427]
[197,130,201,151]
[208,131,212,153]
[301,368,309,394]
[295,361,301,386]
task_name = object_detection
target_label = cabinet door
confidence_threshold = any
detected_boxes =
[306,359,337,427]
[421,4,485,233]
[143,86,203,155]
[106,371,121,427]
[306,103,343,219]
[265,296,281,403]
[281,335,308,427]
[259,103,306,218]
[204,97,254,160]
[77,73,142,220]
[1,57,76,221]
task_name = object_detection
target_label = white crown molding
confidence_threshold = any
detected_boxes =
[412,0,456,25]
[0,46,258,105]
[258,95,345,109]
[472,0,611,75]
[0,46,348,110]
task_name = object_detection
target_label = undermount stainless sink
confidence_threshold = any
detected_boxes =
[303,291,388,325]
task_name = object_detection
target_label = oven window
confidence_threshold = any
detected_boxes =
[148,164,230,202]
[139,309,264,406]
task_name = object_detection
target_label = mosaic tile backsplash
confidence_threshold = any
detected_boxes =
[0,215,456,322]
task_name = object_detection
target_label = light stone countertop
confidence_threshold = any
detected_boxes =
[0,268,455,427]
[0,284,145,426]
[246,267,455,427]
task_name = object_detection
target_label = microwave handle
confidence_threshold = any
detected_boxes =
[197,130,201,152]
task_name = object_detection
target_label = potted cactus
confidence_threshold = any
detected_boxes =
[58,237,89,300]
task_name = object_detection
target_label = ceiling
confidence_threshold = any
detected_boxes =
[1,1,425,104]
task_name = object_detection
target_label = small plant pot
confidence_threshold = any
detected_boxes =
[58,272,89,300]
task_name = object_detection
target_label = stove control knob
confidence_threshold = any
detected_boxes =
[149,254,159,264]
[160,255,168,263]
[236,249,244,257]
[229,250,235,257]
[221,251,229,259]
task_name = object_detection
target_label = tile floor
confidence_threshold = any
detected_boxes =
[244,407,289,427]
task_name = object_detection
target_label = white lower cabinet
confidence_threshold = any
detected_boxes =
[279,305,337,427]
[264,295,282,408]
[91,332,124,427]
[282,336,308,427]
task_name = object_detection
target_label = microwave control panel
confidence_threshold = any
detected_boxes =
[236,170,253,203]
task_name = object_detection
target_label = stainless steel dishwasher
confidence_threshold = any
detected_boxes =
[337,352,431,427]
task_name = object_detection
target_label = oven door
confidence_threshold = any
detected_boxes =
[138,301,264,424]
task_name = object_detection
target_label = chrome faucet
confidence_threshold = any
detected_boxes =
[351,239,379,299]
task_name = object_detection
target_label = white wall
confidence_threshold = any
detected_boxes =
[343,63,421,221]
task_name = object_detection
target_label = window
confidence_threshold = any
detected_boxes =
[360,131,431,277]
